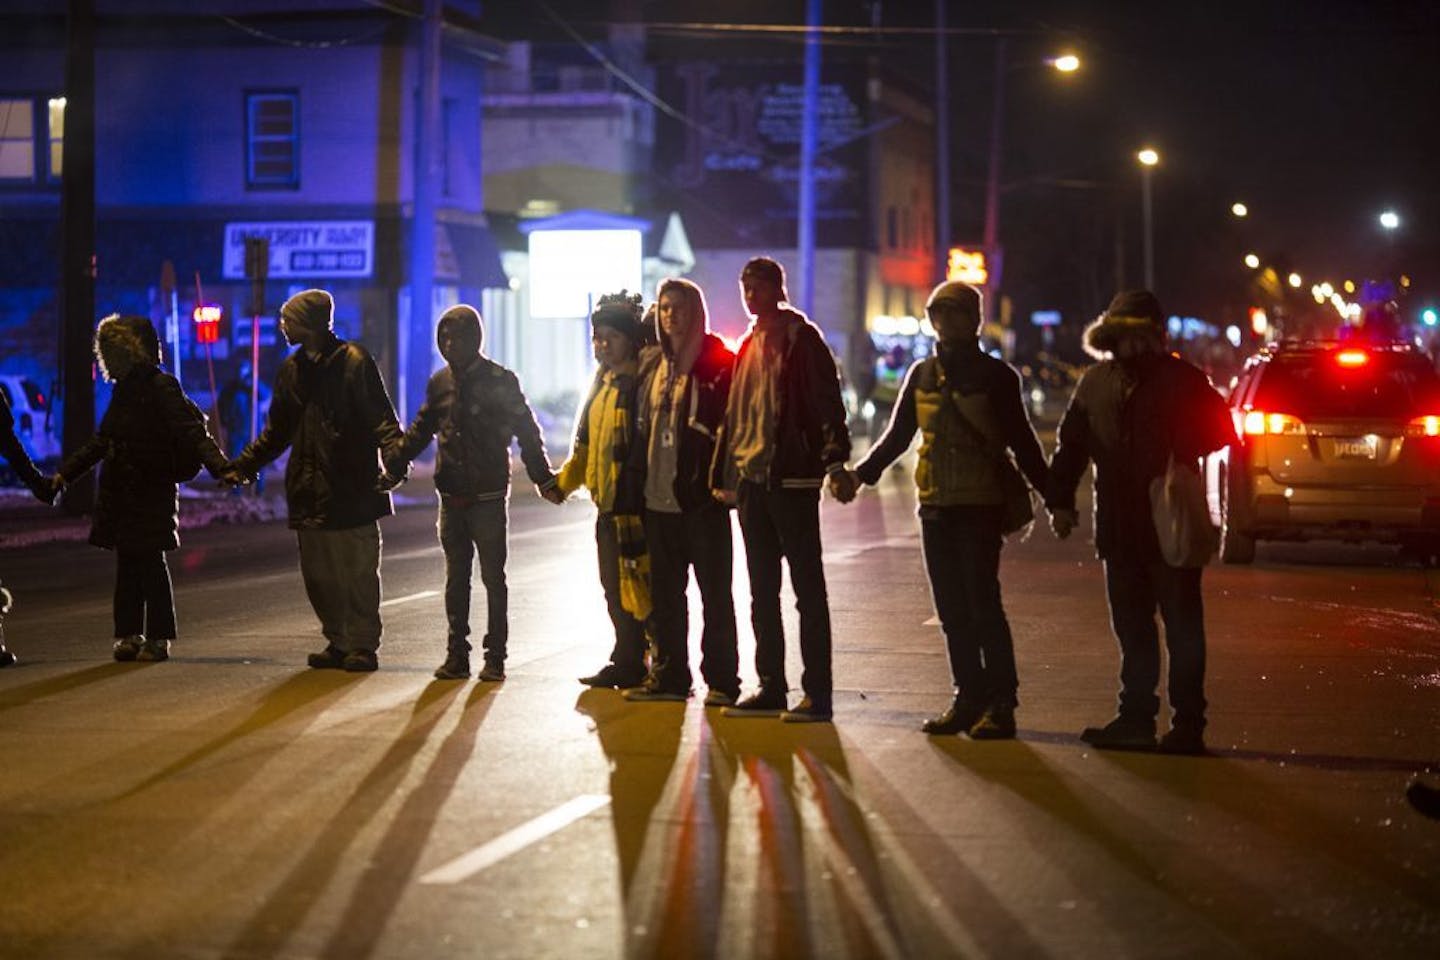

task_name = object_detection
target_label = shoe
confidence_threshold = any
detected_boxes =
[578,663,645,689]
[342,650,379,673]
[622,685,689,702]
[136,637,171,662]
[921,701,985,736]
[434,653,471,680]
[721,689,788,718]
[1406,779,1440,819]
[780,698,833,724]
[307,645,346,669]
[703,688,738,708]
[1080,715,1157,751]
[1158,726,1207,755]
[112,635,145,662]
[477,660,506,682]
[968,705,1016,740]
[0,647,14,667]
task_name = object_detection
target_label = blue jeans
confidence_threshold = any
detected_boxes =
[438,496,508,662]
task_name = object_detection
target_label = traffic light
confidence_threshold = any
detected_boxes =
[192,304,222,345]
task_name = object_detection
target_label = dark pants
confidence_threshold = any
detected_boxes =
[1102,557,1208,730]
[296,524,383,654]
[438,495,508,662]
[920,506,1018,709]
[113,549,176,640]
[644,503,740,696]
[737,481,832,708]
[596,512,648,673]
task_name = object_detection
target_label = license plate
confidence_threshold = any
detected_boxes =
[1334,436,1377,460]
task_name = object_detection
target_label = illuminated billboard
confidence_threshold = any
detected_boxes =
[528,229,643,320]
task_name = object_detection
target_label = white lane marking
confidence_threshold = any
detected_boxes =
[419,794,612,885]
[379,590,440,608]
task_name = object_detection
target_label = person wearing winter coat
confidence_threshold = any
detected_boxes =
[615,277,742,706]
[1048,290,1235,754]
[394,304,561,683]
[556,291,659,690]
[230,289,407,673]
[53,314,229,662]
[710,257,856,723]
[847,281,1051,739]
[1,389,58,667]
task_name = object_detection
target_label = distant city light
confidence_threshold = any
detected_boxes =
[1225,325,1242,348]
[1422,308,1438,327]
[1051,54,1081,72]
[1344,280,1356,293]
[1244,253,1260,269]
[1379,210,1400,230]
[1400,275,1411,288]
[1231,202,1248,217]
[1319,282,1334,297]
[1287,272,1302,288]
[1136,148,1160,167]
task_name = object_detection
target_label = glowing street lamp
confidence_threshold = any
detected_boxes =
[1050,53,1081,72]
[1231,202,1248,218]
[1244,253,1260,269]
[1287,272,1302,288]
[1136,148,1160,289]
[1379,210,1400,230]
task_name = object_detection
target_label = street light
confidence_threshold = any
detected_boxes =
[1136,148,1159,289]
[1231,202,1248,217]
[1244,252,1260,269]
[1379,209,1400,230]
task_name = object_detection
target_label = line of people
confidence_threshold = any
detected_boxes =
[2,261,1237,756]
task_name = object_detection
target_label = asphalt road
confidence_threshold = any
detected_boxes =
[1,468,1437,959]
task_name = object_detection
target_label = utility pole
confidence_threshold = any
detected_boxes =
[60,0,96,515]
[796,0,821,317]
[405,0,442,423]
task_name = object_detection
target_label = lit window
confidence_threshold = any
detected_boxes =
[0,98,36,181]
[246,91,299,189]
[47,96,64,179]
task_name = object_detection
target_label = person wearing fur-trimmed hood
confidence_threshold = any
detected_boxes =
[614,277,742,706]
[1048,290,1234,754]
[53,313,229,663]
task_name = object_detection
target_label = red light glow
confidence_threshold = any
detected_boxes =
[1335,349,1369,368]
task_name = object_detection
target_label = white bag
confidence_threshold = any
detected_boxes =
[1149,454,1218,567]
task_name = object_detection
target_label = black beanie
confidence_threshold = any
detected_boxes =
[591,291,644,343]
[1101,289,1164,326]
[280,289,335,333]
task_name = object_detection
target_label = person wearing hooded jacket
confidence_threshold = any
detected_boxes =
[53,314,229,663]
[615,277,742,706]
[394,304,561,683]
[230,289,407,673]
[1048,290,1235,754]
[846,281,1051,739]
[2,389,60,667]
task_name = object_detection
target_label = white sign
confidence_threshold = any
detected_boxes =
[223,221,374,279]
[528,229,643,320]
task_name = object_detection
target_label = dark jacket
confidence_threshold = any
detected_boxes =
[235,333,404,530]
[619,332,734,514]
[709,310,851,492]
[1049,351,1233,561]
[856,346,1048,513]
[399,356,554,499]
[1,391,45,490]
[59,366,227,552]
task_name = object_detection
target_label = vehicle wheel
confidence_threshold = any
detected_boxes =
[1219,469,1256,565]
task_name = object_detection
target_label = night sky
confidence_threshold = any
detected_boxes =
[484,0,1439,326]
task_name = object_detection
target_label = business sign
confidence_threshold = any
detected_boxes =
[528,229,643,320]
[1030,310,1061,327]
[223,221,374,279]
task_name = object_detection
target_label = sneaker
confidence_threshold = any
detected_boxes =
[1080,715,1157,751]
[136,637,171,663]
[0,646,14,668]
[112,635,145,662]
[1157,726,1207,756]
[342,649,379,673]
[780,698,833,724]
[477,660,506,682]
[722,689,788,718]
[434,653,471,680]
[622,685,689,702]
[968,705,1016,740]
[1406,779,1440,820]
[921,701,985,736]
[703,688,738,708]
[307,645,346,670]
[579,663,645,689]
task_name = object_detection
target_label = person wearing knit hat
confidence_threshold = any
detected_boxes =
[846,281,1052,739]
[1049,288,1235,754]
[391,303,560,682]
[231,288,408,673]
[557,290,662,689]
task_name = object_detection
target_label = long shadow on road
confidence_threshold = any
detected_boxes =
[0,663,133,714]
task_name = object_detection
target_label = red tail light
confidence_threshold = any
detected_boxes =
[1404,416,1440,438]
[1242,410,1306,436]
[1335,349,1369,368]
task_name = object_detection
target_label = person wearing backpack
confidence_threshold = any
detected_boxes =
[844,281,1051,739]
[52,314,229,663]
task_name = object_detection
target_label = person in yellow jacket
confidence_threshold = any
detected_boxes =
[556,292,658,688]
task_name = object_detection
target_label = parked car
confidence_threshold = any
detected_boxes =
[0,374,60,465]
[1206,340,1440,563]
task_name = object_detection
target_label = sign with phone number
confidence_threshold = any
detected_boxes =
[222,221,374,279]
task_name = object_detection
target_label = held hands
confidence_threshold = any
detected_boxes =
[217,463,249,488]
[538,482,566,505]
[1049,508,1079,540]
[711,487,738,507]
[826,469,859,504]
[29,473,61,506]
[375,471,405,493]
